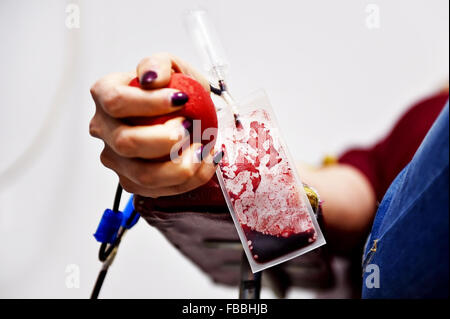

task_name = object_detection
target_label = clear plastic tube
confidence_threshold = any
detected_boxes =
[185,9,229,83]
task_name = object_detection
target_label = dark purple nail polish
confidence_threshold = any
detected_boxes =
[182,119,192,131]
[171,92,189,107]
[213,150,224,165]
[195,145,204,162]
[140,70,158,86]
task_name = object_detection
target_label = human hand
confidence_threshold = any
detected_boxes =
[89,53,221,198]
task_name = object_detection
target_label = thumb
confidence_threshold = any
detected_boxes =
[137,53,210,92]
[136,53,173,89]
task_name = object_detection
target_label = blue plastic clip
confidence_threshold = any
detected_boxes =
[122,195,140,229]
[93,196,140,244]
[93,209,123,244]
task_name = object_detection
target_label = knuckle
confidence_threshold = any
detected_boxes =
[136,171,153,187]
[102,87,123,116]
[88,116,101,138]
[119,178,139,194]
[121,184,136,194]
[179,164,195,181]
[197,167,215,184]
[113,130,136,157]
[90,81,101,98]
[99,149,112,168]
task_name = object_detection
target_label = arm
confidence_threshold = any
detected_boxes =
[298,163,376,253]
[298,91,449,253]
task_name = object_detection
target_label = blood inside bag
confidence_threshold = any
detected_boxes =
[219,109,316,263]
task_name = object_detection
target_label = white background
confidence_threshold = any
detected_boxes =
[0,0,448,298]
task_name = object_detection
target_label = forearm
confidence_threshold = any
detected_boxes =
[297,163,377,252]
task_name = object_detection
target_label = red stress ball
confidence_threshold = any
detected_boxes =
[128,73,218,145]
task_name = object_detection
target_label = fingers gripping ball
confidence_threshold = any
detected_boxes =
[128,73,218,146]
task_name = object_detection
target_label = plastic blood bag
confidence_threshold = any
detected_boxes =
[185,10,325,272]
[215,90,326,272]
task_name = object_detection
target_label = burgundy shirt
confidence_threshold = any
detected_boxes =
[338,92,449,202]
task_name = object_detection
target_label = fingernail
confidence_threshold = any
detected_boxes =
[195,145,204,162]
[140,70,158,86]
[172,92,189,107]
[182,119,192,131]
[213,150,224,165]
